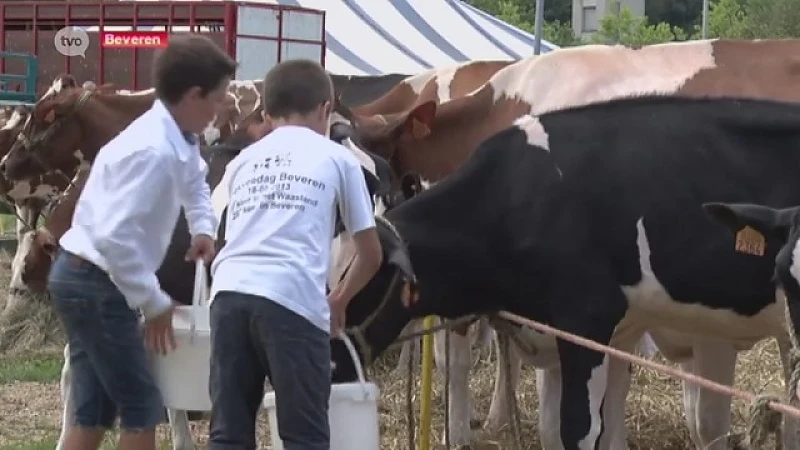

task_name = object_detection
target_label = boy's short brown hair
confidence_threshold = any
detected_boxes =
[153,34,238,104]
[262,59,333,119]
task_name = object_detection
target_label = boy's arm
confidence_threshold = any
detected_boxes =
[329,158,383,305]
[90,148,173,319]
[180,152,217,240]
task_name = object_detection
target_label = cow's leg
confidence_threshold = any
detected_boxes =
[56,343,71,450]
[680,357,701,448]
[167,409,195,450]
[393,320,423,376]
[7,205,31,296]
[471,317,495,354]
[7,203,40,307]
[537,366,563,449]
[777,338,800,450]
[557,342,610,450]
[485,334,521,432]
[536,345,632,450]
[553,268,625,450]
[596,339,636,450]
[688,341,737,450]
[434,328,474,447]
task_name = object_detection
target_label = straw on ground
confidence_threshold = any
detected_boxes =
[0,250,786,449]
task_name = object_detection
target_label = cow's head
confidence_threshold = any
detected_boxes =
[703,202,800,347]
[330,172,424,382]
[1,75,88,181]
[0,108,31,193]
[329,109,396,213]
[325,109,406,324]
[17,168,90,295]
[17,228,58,293]
[338,100,437,169]
[0,107,29,152]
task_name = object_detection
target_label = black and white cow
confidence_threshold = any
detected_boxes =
[331,95,800,450]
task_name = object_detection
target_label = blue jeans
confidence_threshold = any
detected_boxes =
[48,250,164,430]
[208,291,331,450]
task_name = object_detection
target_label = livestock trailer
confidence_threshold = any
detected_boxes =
[0,51,37,106]
[0,0,326,93]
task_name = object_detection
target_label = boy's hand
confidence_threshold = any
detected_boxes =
[144,303,177,355]
[328,289,349,338]
[186,234,216,263]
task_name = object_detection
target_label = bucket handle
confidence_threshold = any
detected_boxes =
[338,333,371,398]
[190,259,209,343]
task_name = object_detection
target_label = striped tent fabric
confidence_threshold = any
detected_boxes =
[83,0,559,76]
[271,0,559,75]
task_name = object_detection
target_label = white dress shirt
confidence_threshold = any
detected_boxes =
[60,99,217,319]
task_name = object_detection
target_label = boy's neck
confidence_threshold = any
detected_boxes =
[271,113,326,136]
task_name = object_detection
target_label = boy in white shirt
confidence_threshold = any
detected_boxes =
[48,35,235,450]
[209,59,382,450]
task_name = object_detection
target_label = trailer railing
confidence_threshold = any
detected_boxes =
[0,51,37,106]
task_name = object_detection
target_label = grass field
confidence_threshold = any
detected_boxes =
[0,250,790,449]
[0,215,15,236]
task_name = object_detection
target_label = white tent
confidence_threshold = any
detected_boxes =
[265,0,559,75]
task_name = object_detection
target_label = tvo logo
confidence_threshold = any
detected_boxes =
[54,27,89,58]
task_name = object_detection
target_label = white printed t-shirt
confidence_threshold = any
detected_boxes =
[210,125,376,333]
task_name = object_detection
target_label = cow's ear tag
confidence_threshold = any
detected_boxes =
[411,118,430,140]
[44,109,56,124]
[735,225,765,256]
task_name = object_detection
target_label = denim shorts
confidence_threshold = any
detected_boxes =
[48,250,164,430]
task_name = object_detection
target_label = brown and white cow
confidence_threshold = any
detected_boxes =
[348,60,513,117]
[346,39,800,450]
[0,106,78,318]
[0,74,265,182]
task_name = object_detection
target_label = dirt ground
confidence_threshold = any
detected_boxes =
[0,250,790,449]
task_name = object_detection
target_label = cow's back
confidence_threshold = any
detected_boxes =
[389,39,800,185]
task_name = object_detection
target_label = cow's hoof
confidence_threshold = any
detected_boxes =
[482,418,507,434]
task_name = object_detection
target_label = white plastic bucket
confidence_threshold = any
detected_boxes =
[263,334,380,450]
[150,259,213,411]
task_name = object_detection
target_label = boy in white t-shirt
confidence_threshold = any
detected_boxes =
[208,59,383,450]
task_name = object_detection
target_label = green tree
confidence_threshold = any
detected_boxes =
[744,0,800,38]
[697,0,749,38]
[646,0,703,34]
[466,0,584,47]
[465,0,531,29]
[466,0,573,25]
[543,20,584,47]
[591,7,687,46]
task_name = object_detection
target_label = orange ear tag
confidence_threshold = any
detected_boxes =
[735,226,765,256]
[401,282,412,308]
[401,281,419,308]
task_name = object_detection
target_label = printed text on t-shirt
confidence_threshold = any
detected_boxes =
[230,164,327,221]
